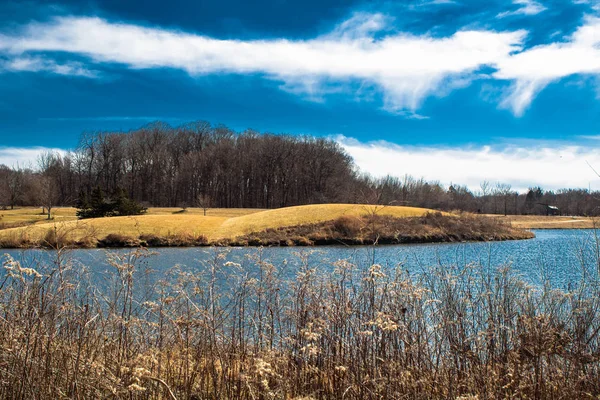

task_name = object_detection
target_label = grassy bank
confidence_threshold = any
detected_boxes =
[0,248,599,399]
[0,204,437,248]
[0,205,532,248]
[228,212,534,246]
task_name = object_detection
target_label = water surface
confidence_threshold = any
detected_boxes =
[3,229,599,288]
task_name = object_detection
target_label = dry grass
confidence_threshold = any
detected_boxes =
[0,204,435,248]
[147,207,264,218]
[491,215,598,229]
[0,247,599,399]
[230,212,534,246]
[215,204,436,238]
[0,207,78,228]
[0,206,262,229]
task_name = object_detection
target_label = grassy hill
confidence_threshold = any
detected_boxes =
[0,204,438,248]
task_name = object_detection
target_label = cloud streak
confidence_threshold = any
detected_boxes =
[1,56,97,77]
[0,13,525,114]
[337,136,600,192]
[497,0,547,18]
[1,12,600,116]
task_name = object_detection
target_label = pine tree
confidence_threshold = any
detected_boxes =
[75,189,91,219]
[77,186,146,219]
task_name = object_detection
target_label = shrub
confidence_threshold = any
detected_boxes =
[332,215,363,237]
[77,187,146,219]
[98,233,140,247]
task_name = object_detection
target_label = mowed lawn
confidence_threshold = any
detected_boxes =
[0,204,434,245]
[0,207,79,227]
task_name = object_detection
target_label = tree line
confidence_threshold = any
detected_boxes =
[2,120,600,216]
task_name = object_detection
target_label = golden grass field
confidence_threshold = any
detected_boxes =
[490,214,598,229]
[0,204,435,246]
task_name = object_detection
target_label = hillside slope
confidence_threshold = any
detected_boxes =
[0,204,436,247]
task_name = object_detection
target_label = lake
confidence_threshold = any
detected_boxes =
[2,229,599,289]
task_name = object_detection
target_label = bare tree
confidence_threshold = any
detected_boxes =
[13,120,600,217]
[479,180,491,213]
[0,166,24,210]
[33,175,60,220]
[196,193,212,216]
[495,183,513,216]
[0,166,11,209]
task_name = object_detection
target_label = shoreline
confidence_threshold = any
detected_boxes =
[0,235,537,250]
[0,212,536,249]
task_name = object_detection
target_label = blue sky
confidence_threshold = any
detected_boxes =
[2,0,600,191]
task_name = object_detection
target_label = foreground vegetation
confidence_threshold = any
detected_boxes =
[0,246,599,399]
[0,205,532,248]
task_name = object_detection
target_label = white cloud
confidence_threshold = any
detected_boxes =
[337,136,600,192]
[497,0,547,18]
[573,0,600,12]
[493,16,600,115]
[0,147,66,169]
[1,56,97,77]
[0,14,525,114]
[3,12,600,117]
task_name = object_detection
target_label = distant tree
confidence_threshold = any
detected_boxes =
[0,166,11,209]
[75,189,92,219]
[76,188,89,210]
[447,184,475,211]
[495,183,513,216]
[112,187,147,216]
[0,166,24,210]
[77,186,146,219]
[77,186,107,219]
[479,181,491,213]
[196,193,212,216]
[524,186,543,215]
[12,119,600,217]
[37,176,60,220]
[90,186,109,217]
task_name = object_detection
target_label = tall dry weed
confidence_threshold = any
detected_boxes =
[0,244,599,399]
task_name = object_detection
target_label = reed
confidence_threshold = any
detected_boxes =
[0,244,599,399]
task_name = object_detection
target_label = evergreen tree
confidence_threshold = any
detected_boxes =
[112,187,146,216]
[75,189,91,219]
[76,186,146,219]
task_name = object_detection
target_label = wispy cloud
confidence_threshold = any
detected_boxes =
[337,136,600,192]
[494,16,600,115]
[497,0,547,18]
[0,56,97,77]
[573,0,600,12]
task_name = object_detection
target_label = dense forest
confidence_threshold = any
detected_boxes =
[2,121,600,216]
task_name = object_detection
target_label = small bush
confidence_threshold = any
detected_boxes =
[138,233,209,247]
[0,231,31,248]
[98,233,140,248]
[332,215,363,237]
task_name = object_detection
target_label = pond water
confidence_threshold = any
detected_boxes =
[3,229,600,289]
